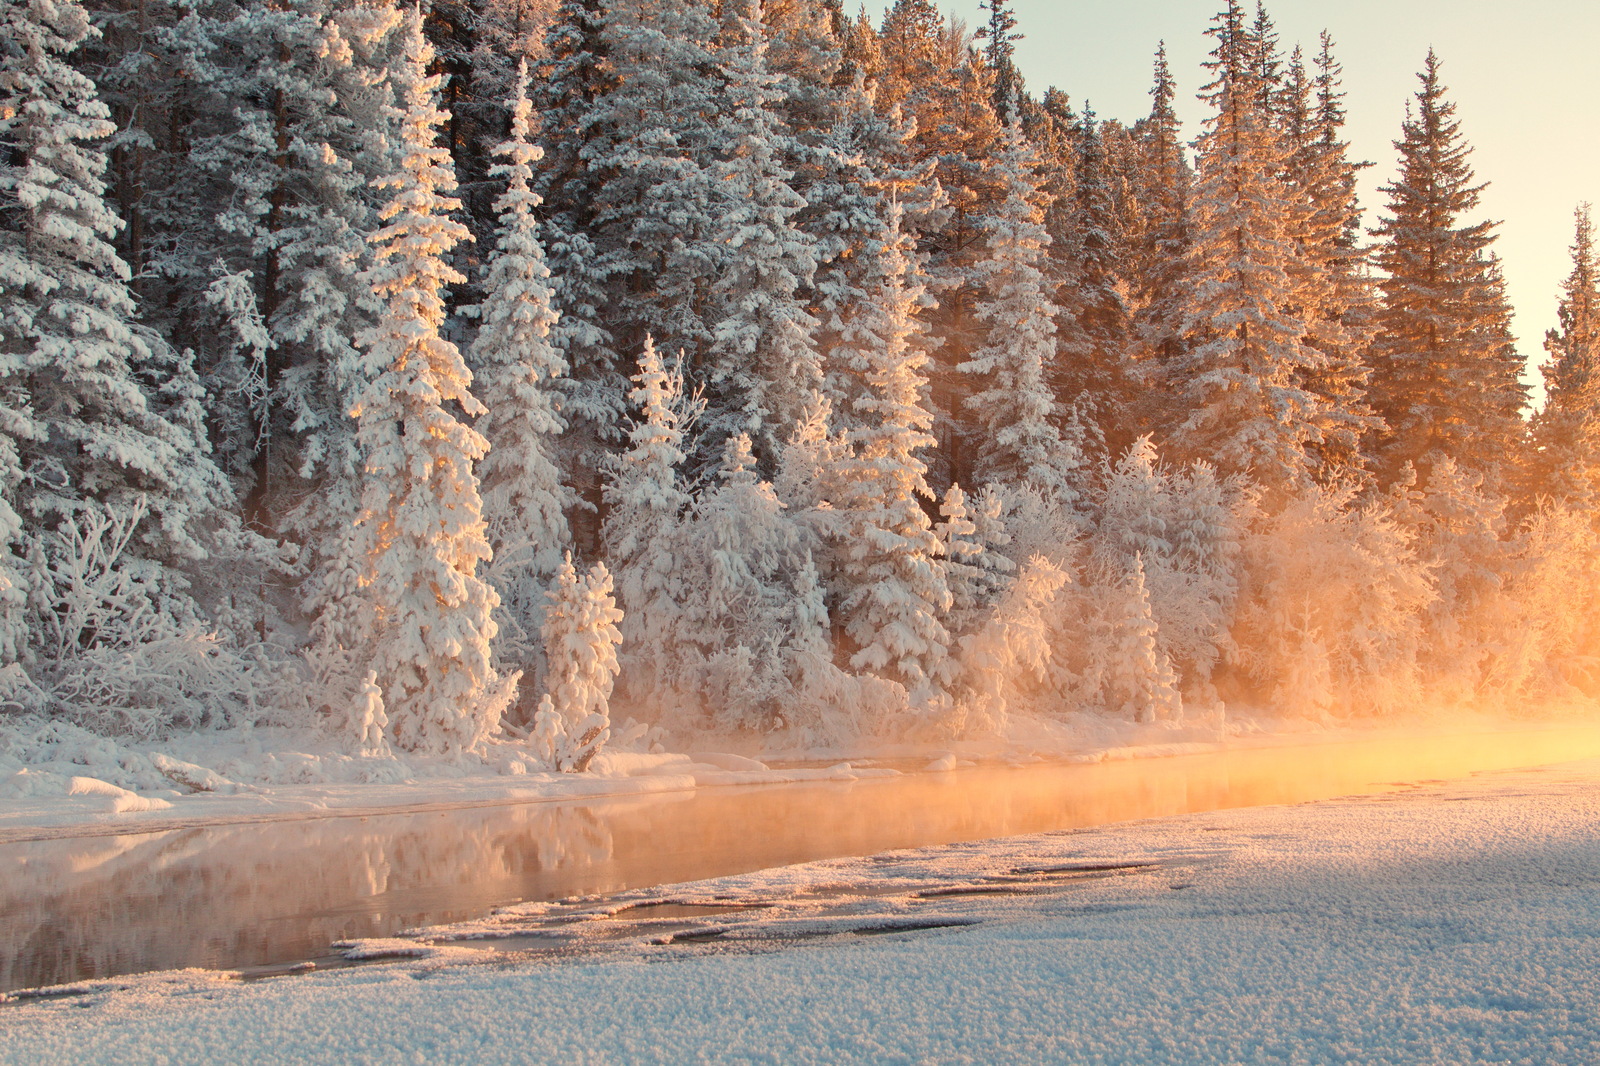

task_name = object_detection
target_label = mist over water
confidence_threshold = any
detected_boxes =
[4,724,1598,995]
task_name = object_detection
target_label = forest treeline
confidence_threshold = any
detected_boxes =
[1,0,1597,761]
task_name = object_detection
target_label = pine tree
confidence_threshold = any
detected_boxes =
[531,0,621,554]
[603,337,693,696]
[833,203,952,700]
[1281,36,1378,480]
[1057,103,1136,459]
[1167,1,1331,488]
[181,0,409,645]
[975,0,1021,115]
[1127,43,1192,370]
[535,554,623,772]
[0,0,236,612]
[349,12,509,756]
[532,0,718,551]
[875,0,1003,489]
[585,0,721,382]
[960,112,1081,503]
[809,75,918,442]
[1532,205,1600,505]
[185,0,400,496]
[471,60,573,670]
[704,5,824,468]
[1369,50,1527,485]
[1099,553,1181,723]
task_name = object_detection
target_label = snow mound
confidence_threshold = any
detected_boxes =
[0,770,173,813]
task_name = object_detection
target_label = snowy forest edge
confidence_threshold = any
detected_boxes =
[2,0,1599,796]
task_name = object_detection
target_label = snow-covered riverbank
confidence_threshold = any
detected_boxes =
[5,707,1593,844]
[0,708,1252,842]
[6,753,1600,1064]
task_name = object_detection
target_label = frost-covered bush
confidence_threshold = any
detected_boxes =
[1389,457,1511,703]
[20,504,271,738]
[775,556,908,746]
[1481,503,1600,702]
[1087,440,1241,708]
[669,435,807,730]
[951,553,1071,733]
[1229,482,1433,717]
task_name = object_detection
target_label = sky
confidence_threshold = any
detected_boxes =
[897,0,1600,398]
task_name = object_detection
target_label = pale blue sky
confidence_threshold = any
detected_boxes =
[894,1,1600,395]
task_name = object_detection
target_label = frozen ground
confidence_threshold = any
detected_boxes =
[5,756,1599,1064]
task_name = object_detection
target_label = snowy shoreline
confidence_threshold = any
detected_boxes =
[6,754,1599,1063]
[3,713,1594,845]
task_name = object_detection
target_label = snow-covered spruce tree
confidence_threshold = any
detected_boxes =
[200,268,272,482]
[831,202,953,703]
[873,0,1004,490]
[1280,36,1379,480]
[1532,205,1600,506]
[959,107,1081,504]
[809,77,921,444]
[349,12,511,756]
[1166,1,1331,488]
[0,0,240,647]
[1127,43,1192,386]
[531,0,623,554]
[603,337,693,708]
[534,555,623,773]
[181,0,408,651]
[584,0,721,398]
[936,482,1014,640]
[1056,103,1137,461]
[1096,554,1181,724]
[1096,437,1172,563]
[470,60,573,683]
[673,432,805,730]
[1368,51,1526,487]
[704,4,824,468]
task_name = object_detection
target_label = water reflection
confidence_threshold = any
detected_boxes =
[3,725,1597,993]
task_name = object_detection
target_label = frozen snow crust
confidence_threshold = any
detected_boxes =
[5,757,1599,1064]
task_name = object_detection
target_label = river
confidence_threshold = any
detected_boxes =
[4,725,1598,994]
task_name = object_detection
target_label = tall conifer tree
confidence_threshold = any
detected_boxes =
[471,61,573,667]
[960,114,1079,502]
[1368,51,1526,484]
[1533,205,1600,504]
[705,3,824,468]
[833,203,952,700]
[1281,37,1378,479]
[0,0,235,600]
[1167,1,1330,487]
[350,13,507,755]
